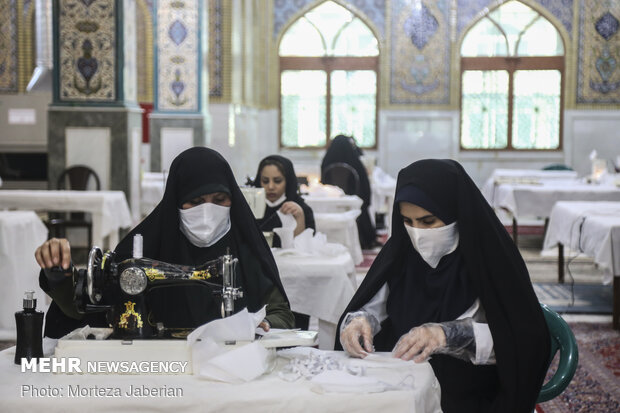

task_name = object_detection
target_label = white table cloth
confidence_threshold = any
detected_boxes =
[481,168,578,204]
[141,179,165,216]
[273,249,356,350]
[493,181,620,220]
[543,201,620,330]
[313,210,363,265]
[544,201,620,276]
[0,211,49,339]
[0,190,133,248]
[0,346,441,413]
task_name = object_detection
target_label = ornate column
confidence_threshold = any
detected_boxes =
[149,0,209,172]
[48,0,142,221]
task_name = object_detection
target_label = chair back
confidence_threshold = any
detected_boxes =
[321,162,360,195]
[57,165,101,191]
[537,303,579,403]
[542,164,573,171]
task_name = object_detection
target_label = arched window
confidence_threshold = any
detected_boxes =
[460,1,564,150]
[279,1,379,148]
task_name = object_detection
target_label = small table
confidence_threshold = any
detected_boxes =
[481,168,578,204]
[0,346,441,412]
[0,211,49,339]
[273,248,356,350]
[0,190,133,248]
[313,210,363,265]
[543,201,620,329]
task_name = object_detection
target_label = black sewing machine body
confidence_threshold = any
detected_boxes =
[72,247,242,340]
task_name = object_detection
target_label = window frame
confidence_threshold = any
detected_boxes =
[279,56,379,150]
[460,55,564,151]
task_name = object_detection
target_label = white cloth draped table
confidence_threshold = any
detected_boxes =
[0,211,49,339]
[0,190,133,248]
[273,249,356,350]
[302,194,363,213]
[313,210,363,265]
[0,347,441,412]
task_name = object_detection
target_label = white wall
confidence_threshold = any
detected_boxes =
[203,106,620,189]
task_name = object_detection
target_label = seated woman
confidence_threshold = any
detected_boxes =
[253,154,315,330]
[35,147,295,338]
[253,154,315,247]
[321,135,376,249]
[337,159,549,413]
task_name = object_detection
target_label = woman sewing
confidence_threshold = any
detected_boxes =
[35,147,295,338]
[252,154,315,329]
[337,159,549,412]
[252,154,315,247]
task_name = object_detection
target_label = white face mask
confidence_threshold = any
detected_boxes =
[178,203,231,247]
[265,193,286,208]
[404,222,459,268]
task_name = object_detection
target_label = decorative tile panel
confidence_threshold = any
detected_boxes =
[577,0,620,103]
[390,0,451,104]
[274,0,386,40]
[0,0,18,93]
[457,0,573,37]
[123,0,137,102]
[156,0,200,111]
[209,0,223,97]
[58,0,116,102]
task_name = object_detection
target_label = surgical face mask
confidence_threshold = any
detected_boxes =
[404,222,459,268]
[265,193,286,208]
[178,202,231,247]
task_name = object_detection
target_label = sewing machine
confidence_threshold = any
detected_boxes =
[68,246,243,340]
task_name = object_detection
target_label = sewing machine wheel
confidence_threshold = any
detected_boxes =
[86,246,103,303]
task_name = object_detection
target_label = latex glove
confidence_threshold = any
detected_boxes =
[340,316,374,358]
[392,324,446,363]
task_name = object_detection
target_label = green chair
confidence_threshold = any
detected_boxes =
[536,304,579,403]
[542,163,573,171]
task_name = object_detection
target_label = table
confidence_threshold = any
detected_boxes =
[313,210,363,265]
[0,211,49,340]
[0,190,133,248]
[273,249,356,350]
[481,168,579,204]
[371,167,396,235]
[0,346,441,413]
[543,201,620,329]
[491,181,620,244]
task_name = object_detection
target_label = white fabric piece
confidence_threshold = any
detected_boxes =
[0,211,49,340]
[187,307,266,345]
[404,222,459,268]
[191,339,273,383]
[302,194,363,213]
[178,203,231,248]
[272,210,297,248]
[310,370,391,393]
[0,190,133,248]
[292,228,349,258]
[265,193,286,208]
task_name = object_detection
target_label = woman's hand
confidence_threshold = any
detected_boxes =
[340,316,374,358]
[392,324,446,362]
[34,238,72,270]
[279,201,305,236]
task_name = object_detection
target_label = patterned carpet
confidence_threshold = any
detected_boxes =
[536,322,620,413]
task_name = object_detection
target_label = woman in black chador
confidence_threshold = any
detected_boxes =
[253,154,315,248]
[36,147,294,338]
[253,154,315,329]
[321,134,376,249]
[337,159,550,413]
